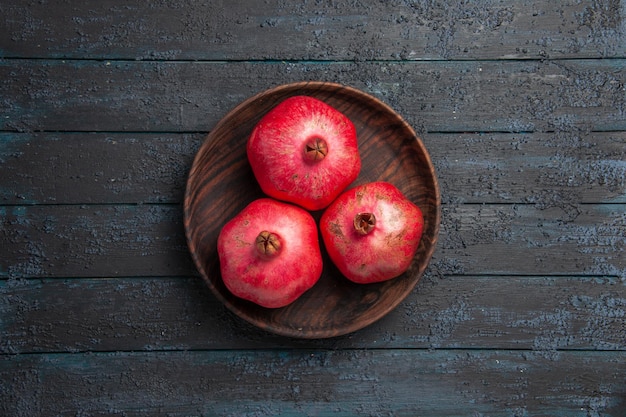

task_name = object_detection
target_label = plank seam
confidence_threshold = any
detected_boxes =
[1,56,625,64]
[2,346,625,357]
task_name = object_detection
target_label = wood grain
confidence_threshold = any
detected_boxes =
[434,131,626,204]
[0,132,203,205]
[2,275,624,353]
[436,203,626,277]
[1,59,624,133]
[1,0,624,60]
[0,204,196,279]
[1,349,625,416]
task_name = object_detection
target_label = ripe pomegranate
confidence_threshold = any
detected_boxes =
[217,198,323,308]
[247,95,361,211]
[320,181,424,284]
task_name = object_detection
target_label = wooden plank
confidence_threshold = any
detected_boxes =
[0,132,203,205]
[436,203,626,278]
[1,59,625,133]
[1,275,624,353]
[1,131,623,205]
[1,204,624,279]
[1,0,624,61]
[434,131,626,204]
[1,349,625,416]
[0,204,196,279]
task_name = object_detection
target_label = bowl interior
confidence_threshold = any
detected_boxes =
[184,81,440,338]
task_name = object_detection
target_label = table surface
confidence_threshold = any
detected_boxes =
[1,1,625,416]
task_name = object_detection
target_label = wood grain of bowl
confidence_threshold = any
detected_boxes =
[184,81,441,339]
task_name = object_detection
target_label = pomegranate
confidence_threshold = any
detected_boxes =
[247,95,361,211]
[320,181,424,284]
[217,198,323,308]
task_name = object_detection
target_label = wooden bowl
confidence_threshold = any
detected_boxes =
[184,81,440,339]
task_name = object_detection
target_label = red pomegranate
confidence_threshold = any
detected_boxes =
[217,198,323,308]
[320,181,424,284]
[247,95,361,211]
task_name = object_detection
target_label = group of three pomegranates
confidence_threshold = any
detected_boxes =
[217,95,424,308]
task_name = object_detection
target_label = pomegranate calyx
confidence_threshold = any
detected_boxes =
[304,137,328,162]
[354,212,376,235]
[255,231,282,257]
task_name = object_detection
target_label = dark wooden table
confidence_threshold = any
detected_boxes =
[1,1,625,416]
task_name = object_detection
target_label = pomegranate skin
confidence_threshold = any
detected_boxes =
[247,95,361,211]
[217,198,323,308]
[320,182,424,284]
